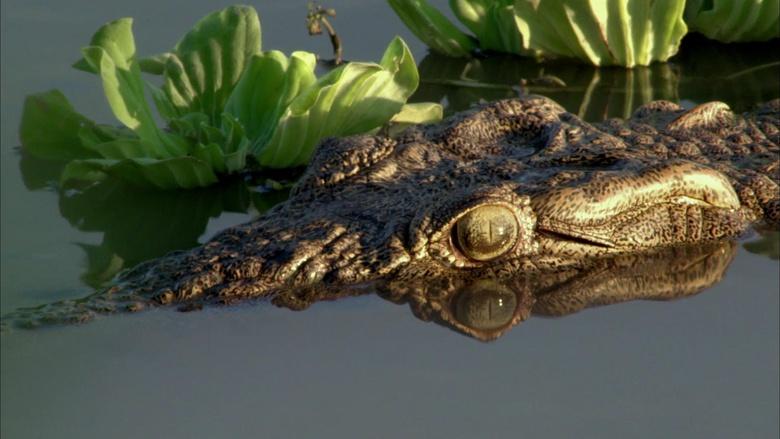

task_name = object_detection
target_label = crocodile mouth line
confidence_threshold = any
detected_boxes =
[537,229,613,248]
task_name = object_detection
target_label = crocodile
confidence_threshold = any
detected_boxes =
[3,96,778,328]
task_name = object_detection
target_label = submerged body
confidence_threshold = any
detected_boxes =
[4,96,779,327]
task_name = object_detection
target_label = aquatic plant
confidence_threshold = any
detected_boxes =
[388,0,523,57]
[513,0,688,67]
[390,0,690,67]
[20,5,441,189]
[684,0,780,42]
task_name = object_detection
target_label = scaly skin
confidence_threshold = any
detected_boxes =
[2,96,778,328]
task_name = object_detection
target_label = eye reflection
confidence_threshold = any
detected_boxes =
[453,280,518,330]
[455,205,518,261]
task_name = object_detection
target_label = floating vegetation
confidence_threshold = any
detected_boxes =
[388,0,528,57]
[389,0,689,66]
[685,0,780,42]
[20,5,441,190]
[450,0,528,55]
[390,0,780,67]
[513,0,688,66]
[388,0,478,57]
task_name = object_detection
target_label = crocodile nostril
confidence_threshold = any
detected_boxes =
[455,205,519,261]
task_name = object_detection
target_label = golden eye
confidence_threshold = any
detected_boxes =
[455,205,518,261]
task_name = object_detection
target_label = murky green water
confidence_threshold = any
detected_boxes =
[2,1,778,438]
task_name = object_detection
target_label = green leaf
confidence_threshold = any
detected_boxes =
[386,102,443,136]
[138,52,174,74]
[219,112,250,157]
[19,90,102,160]
[88,138,168,160]
[72,57,96,74]
[490,4,528,55]
[72,16,138,74]
[380,36,420,95]
[450,0,521,52]
[78,124,133,151]
[449,0,500,41]
[512,0,688,66]
[222,146,249,173]
[257,37,421,168]
[388,0,477,57]
[162,5,262,124]
[685,0,780,42]
[147,82,177,121]
[389,102,443,124]
[224,50,317,154]
[169,112,210,139]
[191,140,249,175]
[80,18,186,157]
[192,143,229,174]
[61,159,113,185]
[62,156,219,190]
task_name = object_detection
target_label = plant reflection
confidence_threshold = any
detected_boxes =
[19,150,290,286]
[412,34,779,120]
[743,229,780,261]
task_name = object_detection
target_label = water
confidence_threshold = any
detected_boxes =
[1,1,778,438]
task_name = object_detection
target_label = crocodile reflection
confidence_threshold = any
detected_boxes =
[2,240,736,335]
[284,241,737,341]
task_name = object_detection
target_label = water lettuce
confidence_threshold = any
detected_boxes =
[685,0,780,42]
[513,0,688,67]
[256,37,423,167]
[388,0,477,57]
[21,5,440,189]
[450,0,527,54]
[389,0,532,57]
[390,0,692,67]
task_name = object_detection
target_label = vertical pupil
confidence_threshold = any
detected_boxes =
[456,205,519,261]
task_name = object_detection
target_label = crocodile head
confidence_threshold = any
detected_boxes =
[3,96,777,327]
[107,96,776,306]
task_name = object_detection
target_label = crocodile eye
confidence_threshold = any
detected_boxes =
[455,205,518,261]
